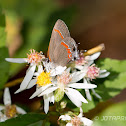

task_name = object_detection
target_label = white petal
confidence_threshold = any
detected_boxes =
[38,87,58,97]
[0,105,5,110]
[75,65,84,70]
[85,89,92,101]
[98,72,110,78]
[0,113,7,122]
[89,52,101,60]
[65,88,88,107]
[83,79,92,100]
[66,123,72,126]
[20,64,36,91]
[30,87,43,99]
[15,88,21,94]
[29,84,53,99]
[78,107,83,117]
[0,111,3,116]
[50,66,66,76]
[71,72,86,83]
[66,88,88,104]
[81,117,93,126]
[99,69,107,73]
[4,88,11,105]
[5,58,27,63]
[66,67,71,73]
[26,65,32,74]
[91,89,101,99]
[33,72,39,76]
[16,106,26,114]
[88,60,94,66]
[27,79,37,89]
[48,92,54,103]
[59,115,71,121]
[38,65,43,73]
[43,95,49,114]
[68,83,97,89]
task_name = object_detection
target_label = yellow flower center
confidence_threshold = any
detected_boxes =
[5,105,17,118]
[36,71,52,86]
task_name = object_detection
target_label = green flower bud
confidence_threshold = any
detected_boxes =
[54,88,64,102]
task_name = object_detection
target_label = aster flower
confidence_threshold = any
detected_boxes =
[27,64,66,114]
[0,88,26,122]
[75,52,110,101]
[5,49,45,93]
[59,108,93,126]
[30,69,97,110]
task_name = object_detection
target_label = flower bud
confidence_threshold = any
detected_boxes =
[54,88,64,102]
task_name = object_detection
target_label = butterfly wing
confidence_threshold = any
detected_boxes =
[52,37,77,66]
[48,19,78,66]
[48,19,70,62]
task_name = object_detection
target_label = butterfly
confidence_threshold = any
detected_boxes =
[48,19,78,66]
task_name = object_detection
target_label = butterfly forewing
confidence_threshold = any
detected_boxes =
[48,19,70,62]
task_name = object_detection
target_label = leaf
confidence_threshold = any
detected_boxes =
[93,102,126,126]
[96,58,126,73]
[82,98,97,113]
[96,58,126,100]
[28,120,43,126]
[0,8,6,48]
[95,72,126,100]
[0,113,46,126]
[0,47,9,89]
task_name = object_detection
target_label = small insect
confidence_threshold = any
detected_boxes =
[47,19,78,66]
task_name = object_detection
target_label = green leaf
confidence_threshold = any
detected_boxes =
[82,98,97,113]
[95,72,126,100]
[0,47,9,89]
[28,120,43,126]
[0,113,46,126]
[93,102,126,126]
[96,58,126,100]
[96,58,126,73]
[0,8,6,48]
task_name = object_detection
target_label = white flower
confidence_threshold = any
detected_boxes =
[5,49,45,93]
[30,69,97,110]
[75,52,110,78]
[0,88,26,122]
[59,108,93,126]
[27,65,66,114]
[75,52,110,101]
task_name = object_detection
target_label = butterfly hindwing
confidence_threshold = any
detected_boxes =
[52,37,77,66]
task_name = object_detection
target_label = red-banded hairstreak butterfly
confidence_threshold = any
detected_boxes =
[48,19,78,66]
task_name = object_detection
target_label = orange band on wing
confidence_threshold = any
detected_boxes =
[49,55,51,61]
[67,48,71,54]
[54,29,64,39]
[61,41,72,59]
[61,42,69,48]
[68,54,72,59]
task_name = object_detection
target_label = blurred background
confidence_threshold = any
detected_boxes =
[1,0,126,60]
[0,0,126,76]
[0,0,126,125]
